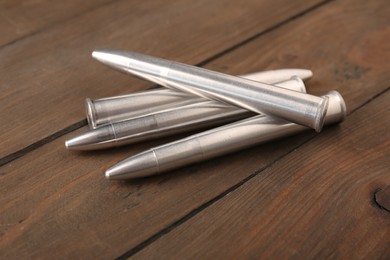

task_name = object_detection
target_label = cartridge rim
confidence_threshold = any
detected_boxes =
[85,98,98,129]
[314,96,329,133]
[328,90,347,122]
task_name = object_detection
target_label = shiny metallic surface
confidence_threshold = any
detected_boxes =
[322,90,347,124]
[105,91,346,180]
[68,101,252,150]
[240,69,312,84]
[66,78,304,151]
[92,50,328,131]
[86,90,202,128]
[87,69,311,128]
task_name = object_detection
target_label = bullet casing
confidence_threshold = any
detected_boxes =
[86,89,203,128]
[86,69,312,128]
[66,78,305,150]
[105,91,346,180]
[92,50,328,131]
[69,101,252,150]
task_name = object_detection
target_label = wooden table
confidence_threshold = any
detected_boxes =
[1,0,389,258]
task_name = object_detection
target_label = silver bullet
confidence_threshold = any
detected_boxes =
[105,91,346,180]
[86,69,312,128]
[92,50,328,131]
[66,78,305,150]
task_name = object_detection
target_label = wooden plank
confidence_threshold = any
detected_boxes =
[0,0,389,258]
[0,0,324,159]
[134,90,390,259]
[0,0,113,47]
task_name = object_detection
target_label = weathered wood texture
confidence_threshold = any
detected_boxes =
[134,90,390,260]
[0,0,323,159]
[0,0,114,47]
[0,0,388,259]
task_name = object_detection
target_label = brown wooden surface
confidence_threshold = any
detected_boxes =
[0,0,114,47]
[0,0,389,259]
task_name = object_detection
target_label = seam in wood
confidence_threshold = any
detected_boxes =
[0,120,87,167]
[116,87,390,259]
[196,0,334,68]
[348,87,390,114]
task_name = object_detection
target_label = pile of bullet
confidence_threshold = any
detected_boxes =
[65,50,346,180]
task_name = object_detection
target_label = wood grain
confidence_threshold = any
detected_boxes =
[134,90,390,260]
[0,0,113,47]
[0,0,324,159]
[0,0,389,258]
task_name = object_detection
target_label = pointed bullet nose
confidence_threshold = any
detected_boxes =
[64,139,72,149]
[105,168,114,179]
[105,151,160,180]
[65,137,81,150]
[65,126,116,151]
[295,69,313,81]
[92,49,130,72]
[105,163,130,180]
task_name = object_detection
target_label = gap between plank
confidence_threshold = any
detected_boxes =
[196,0,334,68]
[0,120,87,166]
[0,0,332,166]
[116,86,389,259]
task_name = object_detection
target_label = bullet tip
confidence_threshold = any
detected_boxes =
[303,70,313,80]
[105,163,123,180]
[92,49,110,59]
[105,169,112,179]
[290,75,306,93]
[65,138,79,150]
[105,164,126,180]
[92,49,130,72]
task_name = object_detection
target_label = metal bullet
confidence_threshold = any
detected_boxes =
[86,69,312,128]
[105,91,346,180]
[240,69,312,84]
[66,78,305,150]
[92,50,328,132]
[86,90,203,129]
